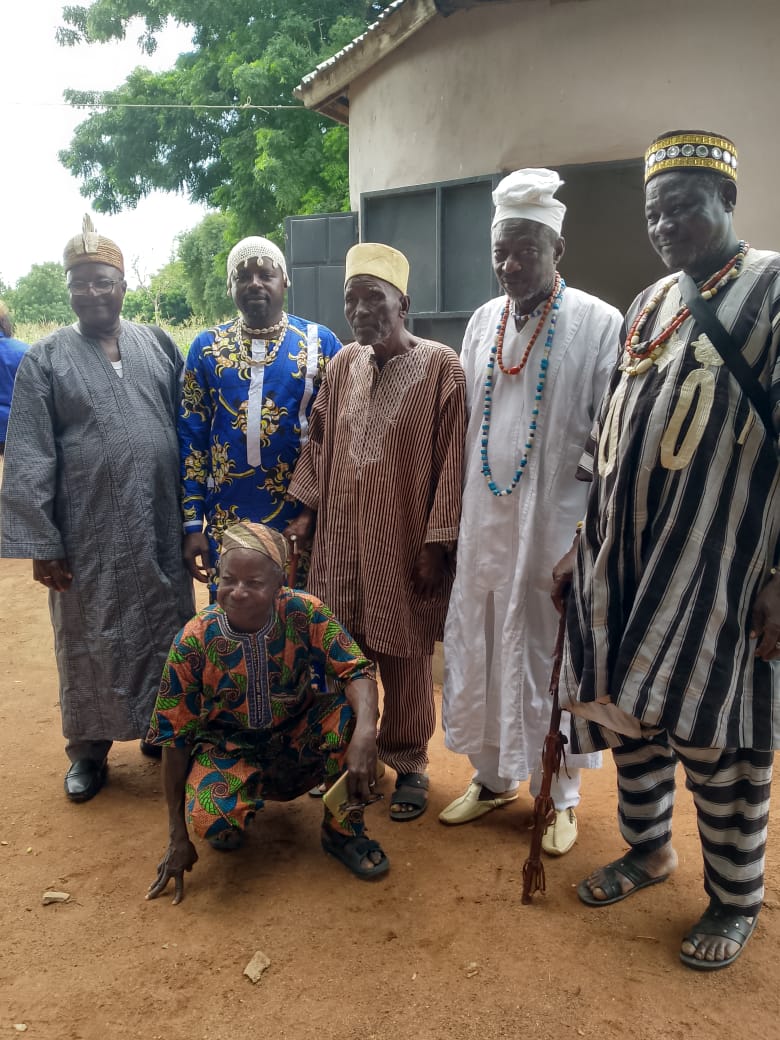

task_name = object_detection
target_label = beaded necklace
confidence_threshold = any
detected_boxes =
[499,272,561,375]
[237,313,289,366]
[623,241,748,376]
[481,277,566,497]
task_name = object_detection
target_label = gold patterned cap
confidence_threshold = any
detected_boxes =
[63,214,124,274]
[220,521,288,571]
[345,242,409,295]
[645,130,738,185]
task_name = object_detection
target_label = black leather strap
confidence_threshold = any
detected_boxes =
[147,323,179,367]
[678,273,774,437]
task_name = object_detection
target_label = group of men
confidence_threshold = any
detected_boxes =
[1,128,778,974]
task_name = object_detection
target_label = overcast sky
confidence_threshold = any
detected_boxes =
[2,3,207,288]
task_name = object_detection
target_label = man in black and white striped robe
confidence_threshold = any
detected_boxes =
[555,130,780,972]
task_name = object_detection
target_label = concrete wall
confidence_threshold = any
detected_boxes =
[347,0,780,250]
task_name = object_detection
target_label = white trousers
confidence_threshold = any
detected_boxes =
[469,745,581,811]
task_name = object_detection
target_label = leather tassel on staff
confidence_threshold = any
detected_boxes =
[521,605,569,905]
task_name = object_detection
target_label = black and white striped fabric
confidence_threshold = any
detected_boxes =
[561,248,780,752]
[612,734,772,916]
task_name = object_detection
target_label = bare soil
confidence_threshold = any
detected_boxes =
[1,554,778,1040]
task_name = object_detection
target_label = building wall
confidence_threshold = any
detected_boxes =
[347,0,780,250]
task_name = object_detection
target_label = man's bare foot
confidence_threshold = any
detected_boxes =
[680,900,757,969]
[579,844,678,904]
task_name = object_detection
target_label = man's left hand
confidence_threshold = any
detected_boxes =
[412,543,449,598]
[345,727,378,803]
[750,573,780,661]
[146,838,199,906]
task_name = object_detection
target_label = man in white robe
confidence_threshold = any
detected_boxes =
[440,168,621,853]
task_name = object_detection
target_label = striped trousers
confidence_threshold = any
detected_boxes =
[613,733,773,917]
[356,635,435,775]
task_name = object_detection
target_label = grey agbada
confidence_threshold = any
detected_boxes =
[1,321,194,742]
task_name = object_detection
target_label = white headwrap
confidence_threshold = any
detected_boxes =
[226,236,289,289]
[491,168,566,234]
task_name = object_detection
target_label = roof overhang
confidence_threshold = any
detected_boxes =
[295,0,571,124]
[294,0,446,125]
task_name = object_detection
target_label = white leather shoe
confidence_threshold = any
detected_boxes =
[541,808,578,856]
[438,780,519,825]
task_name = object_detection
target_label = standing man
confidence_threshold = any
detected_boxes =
[180,236,341,589]
[0,301,28,455]
[286,243,466,821]
[0,216,194,802]
[439,169,621,854]
[557,131,780,971]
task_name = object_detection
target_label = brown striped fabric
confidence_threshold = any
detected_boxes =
[371,649,434,773]
[289,340,466,658]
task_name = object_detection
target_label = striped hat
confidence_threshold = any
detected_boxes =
[220,521,288,570]
[63,214,124,274]
[645,130,738,185]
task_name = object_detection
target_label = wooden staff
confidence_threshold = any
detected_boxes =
[287,534,300,588]
[521,606,569,905]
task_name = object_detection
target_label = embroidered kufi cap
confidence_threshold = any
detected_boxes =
[226,236,289,289]
[63,214,124,275]
[645,130,738,184]
[220,521,288,571]
[492,168,566,234]
[344,243,410,295]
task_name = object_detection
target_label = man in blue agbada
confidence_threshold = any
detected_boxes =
[179,236,341,591]
[0,301,28,454]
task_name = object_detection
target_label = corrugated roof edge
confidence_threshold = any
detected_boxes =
[294,0,439,123]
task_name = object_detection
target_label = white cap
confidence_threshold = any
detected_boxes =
[491,168,566,234]
[226,236,289,289]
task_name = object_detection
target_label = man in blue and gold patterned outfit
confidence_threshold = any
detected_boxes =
[179,237,341,592]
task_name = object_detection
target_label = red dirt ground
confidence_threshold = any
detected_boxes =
[1,552,779,1040]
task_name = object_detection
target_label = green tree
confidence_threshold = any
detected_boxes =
[175,212,235,322]
[124,260,193,324]
[58,1,389,235]
[11,263,73,324]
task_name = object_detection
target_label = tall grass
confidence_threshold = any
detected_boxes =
[15,319,210,356]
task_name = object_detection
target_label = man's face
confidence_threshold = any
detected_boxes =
[216,549,282,633]
[67,261,126,333]
[344,275,407,347]
[230,257,286,328]
[491,220,564,311]
[644,171,734,275]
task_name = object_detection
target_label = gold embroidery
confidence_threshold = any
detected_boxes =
[598,377,629,479]
[692,334,724,367]
[660,368,715,470]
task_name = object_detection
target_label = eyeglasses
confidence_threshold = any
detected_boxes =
[67,277,122,296]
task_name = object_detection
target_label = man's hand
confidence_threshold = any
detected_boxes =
[283,507,316,553]
[183,532,212,584]
[412,543,449,598]
[33,558,73,592]
[750,573,780,661]
[146,838,199,906]
[551,541,578,615]
[345,726,378,804]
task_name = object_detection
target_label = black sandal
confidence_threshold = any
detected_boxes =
[679,899,758,971]
[390,772,429,822]
[321,827,389,879]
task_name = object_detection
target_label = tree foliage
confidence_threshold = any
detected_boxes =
[7,263,73,324]
[58,1,390,235]
[123,259,192,325]
[175,212,235,322]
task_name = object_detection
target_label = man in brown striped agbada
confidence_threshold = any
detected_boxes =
[286,243,466,820]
